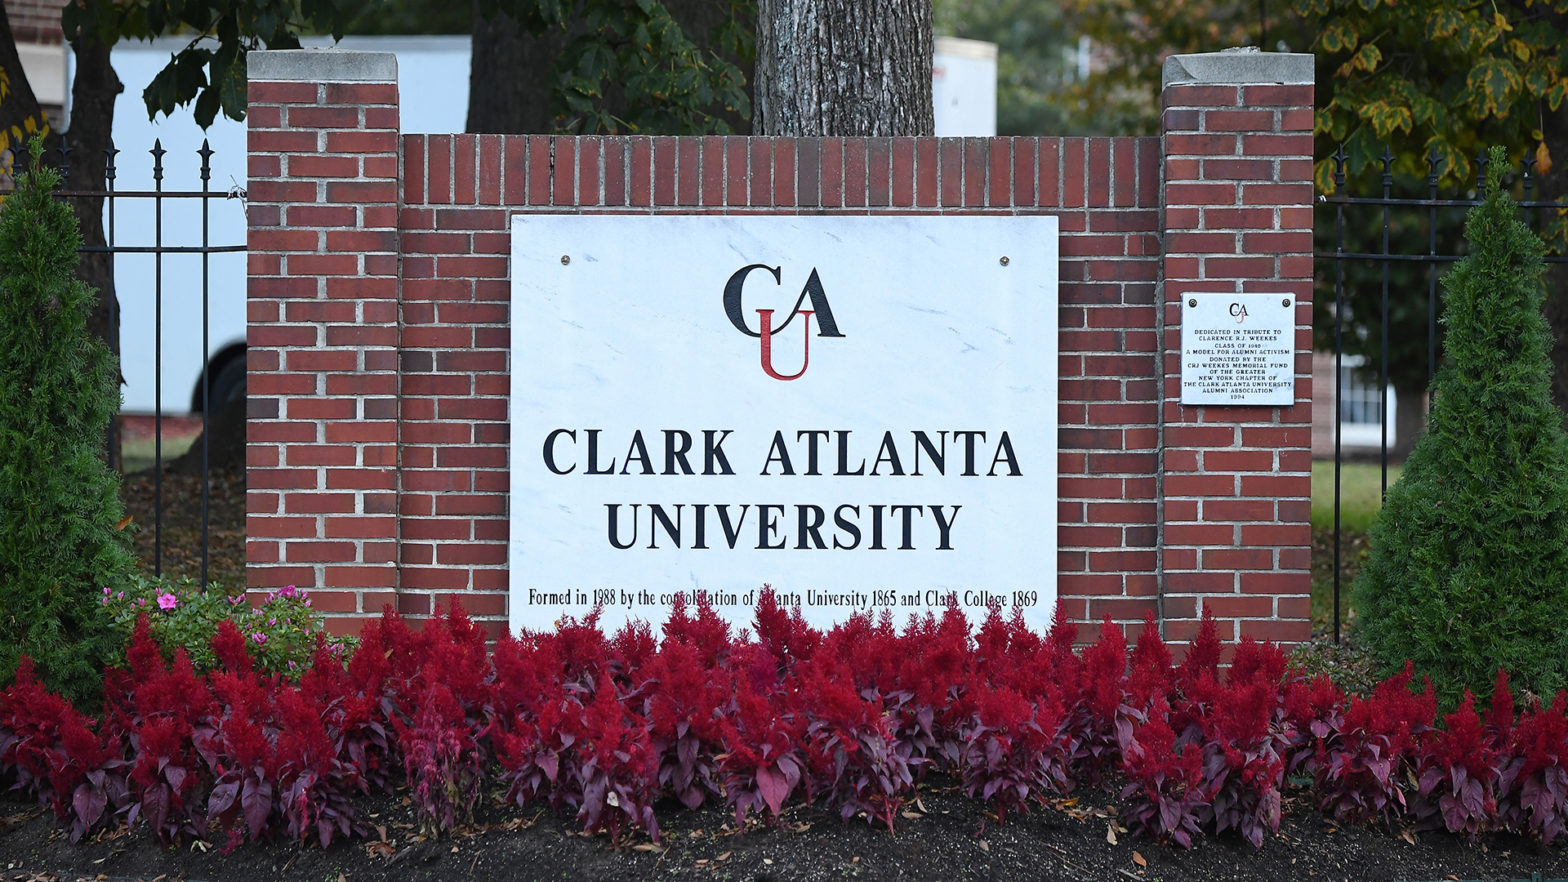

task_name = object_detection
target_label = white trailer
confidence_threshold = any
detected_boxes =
[65,34,994,414]
[66,36,472,414]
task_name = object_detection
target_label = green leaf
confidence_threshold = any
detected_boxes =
[1359,100,1412,138]
[1320,19,1359,54]
[1348,42,1382,74]
[218,51,247,123]
[1467,57,1522,118]
[1549,79,1568,112]
[1425,5,1463,40]
[1525,67,1552,97]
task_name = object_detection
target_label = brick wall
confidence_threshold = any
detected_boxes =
[4,0,66,44]
[246,49,1314,648]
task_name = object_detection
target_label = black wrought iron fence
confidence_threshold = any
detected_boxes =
[1316,146,1568,643]
[1,137,247,589]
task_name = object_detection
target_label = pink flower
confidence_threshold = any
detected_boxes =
[251,633,267,645]
[136,598,146,607]
[102,586,110,595]
[157,593,178,611]
[228,594,244,605]
[279,585,298,599]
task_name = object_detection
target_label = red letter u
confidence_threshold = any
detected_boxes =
[758,309,813,381]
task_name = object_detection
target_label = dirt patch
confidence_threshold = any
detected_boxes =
[118,467,246,593]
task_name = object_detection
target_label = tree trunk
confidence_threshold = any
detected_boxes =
[465,1,561,133]
[754,0,933,137]
[0,2,49,186]
[63,34,123,468]
[1538,102,1568,424]
[1390,380,1426,463]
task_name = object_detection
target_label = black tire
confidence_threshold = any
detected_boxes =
[200,351,247,414]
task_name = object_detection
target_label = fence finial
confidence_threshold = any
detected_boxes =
[151,140,166,187]
[57,137,72,184]
[199,139,214,186]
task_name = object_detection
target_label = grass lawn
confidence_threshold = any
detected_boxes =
[119,433,196,474]
[1310,459,1400,532]
[1310,460,1400,635]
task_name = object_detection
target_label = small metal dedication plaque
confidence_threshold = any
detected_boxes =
[1180,294,1295,405]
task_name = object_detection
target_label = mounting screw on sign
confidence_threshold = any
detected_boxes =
[1188,299,1197,307]
[561,255,570,265]
[1282,298,1291,307]
[999,256,1010,266]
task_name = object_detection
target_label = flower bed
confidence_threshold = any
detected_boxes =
[1,589,1564,852]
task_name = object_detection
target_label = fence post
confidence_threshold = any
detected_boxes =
[1158,50,1316,647]
[246,51,403,634]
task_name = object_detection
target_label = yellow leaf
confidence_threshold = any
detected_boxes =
[1508,38,1531,61]
[115,515,134,531]
[1538,142,1553,176]
[1495,11,1512,31]
[1133,851,1148,867]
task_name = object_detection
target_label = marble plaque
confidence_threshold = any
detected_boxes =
[1180,294,1297,405]
[509,215,1058,632]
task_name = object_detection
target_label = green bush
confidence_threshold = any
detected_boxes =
[1353,146,1568,703]
[0,141,136,703]
[99,579,356,675]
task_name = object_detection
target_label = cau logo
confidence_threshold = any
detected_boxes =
[722,264,845,381]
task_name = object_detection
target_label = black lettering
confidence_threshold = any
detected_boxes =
[762,431,795,475]
[648,504,681,549]
[692,503,709,549]
[797,430,830,475]
[704,429,735,475]
[717,505,749,549]
[912,431,945,476]
[796,505,827,549]
[835,430,865,475]
[542,428,575,475]
[953,430,986,476]
[723,264,782,337]
[930,505,960,550]
[758,504,786,549]
[988,431,1022,477]
[871,431,905,476]
[664,429,694,475]
[832,505,862,550]
[620,430,652,475]
[586,429,616,475]
[606,504,638,549]
[889,504,920,550]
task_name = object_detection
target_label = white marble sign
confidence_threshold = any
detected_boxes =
[509,215,1058,632]
[1180,294,1296,405]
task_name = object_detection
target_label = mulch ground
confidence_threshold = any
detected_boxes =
[118,467,246,594]
[1,775,1563,882]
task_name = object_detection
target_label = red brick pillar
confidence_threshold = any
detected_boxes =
[1158,51,1315,646]
[246,51,402,634]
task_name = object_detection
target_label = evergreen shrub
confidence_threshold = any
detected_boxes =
[1353,146,1568,703]
[0,141,136,703]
